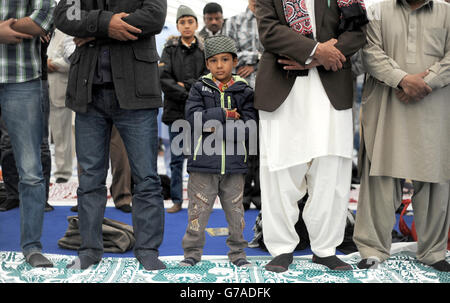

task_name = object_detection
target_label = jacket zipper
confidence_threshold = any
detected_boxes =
[193,135,203,161]
[203,79,227,175]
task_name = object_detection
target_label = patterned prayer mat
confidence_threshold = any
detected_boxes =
[0,251,448,283]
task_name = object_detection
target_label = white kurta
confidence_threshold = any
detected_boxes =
[259,0,353,172]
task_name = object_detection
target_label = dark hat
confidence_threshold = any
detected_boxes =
[176,5,197,22]
[204,35,238,59]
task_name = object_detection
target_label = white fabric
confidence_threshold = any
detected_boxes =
[47,29,75,180]
[49,102,74,180]
[258,69,353,171]
[258,0,353,172]
[260,155,352,257]
[258,0,353,258]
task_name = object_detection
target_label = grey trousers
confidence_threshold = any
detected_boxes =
[182,172,248,262]
[353,154,450,265]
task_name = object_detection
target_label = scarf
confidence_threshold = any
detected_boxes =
[282,0,368,37]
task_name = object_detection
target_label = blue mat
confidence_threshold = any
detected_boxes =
[0,206,315,258]
[0,206,413,258]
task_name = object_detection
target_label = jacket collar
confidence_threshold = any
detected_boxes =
[202,73,249,91]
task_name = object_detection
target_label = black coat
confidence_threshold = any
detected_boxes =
[160,36,208,124]
[54,0,167,113]
[185,74,258,175]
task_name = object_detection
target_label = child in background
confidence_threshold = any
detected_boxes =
[160,5,208,214]
[180,35,257,267]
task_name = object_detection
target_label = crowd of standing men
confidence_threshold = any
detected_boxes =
[0,0,448,273]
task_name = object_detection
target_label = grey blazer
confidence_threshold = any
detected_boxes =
[54,0,167,113]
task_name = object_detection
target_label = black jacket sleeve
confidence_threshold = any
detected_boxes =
[160,46,190,101]
[54,0,166,39]
[122,0,167,38]
[54,1,113,38]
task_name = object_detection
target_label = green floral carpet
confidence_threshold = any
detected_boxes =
[0,251,448,283]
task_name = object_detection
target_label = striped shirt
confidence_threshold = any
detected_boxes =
[0,0,55,83]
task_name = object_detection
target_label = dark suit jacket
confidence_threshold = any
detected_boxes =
[254,0,366,112]
[54,0,167,113]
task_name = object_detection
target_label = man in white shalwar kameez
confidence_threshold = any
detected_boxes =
[254,0,368,272]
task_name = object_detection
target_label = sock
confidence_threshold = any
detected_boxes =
[357,257,381,269]
[312,254,353,271]
[137,255,166,271]
[232,258,251,267]
[179,257,199,267]
[430,260,450,272]
[26,252,53,268]
[66,255,100,270]
[265,253,293,273]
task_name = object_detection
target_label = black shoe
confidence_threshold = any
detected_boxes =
[243,196,251,211]
[179,257,198,267]
[429,260,450,272]
[26,252,53,268]
[166,203,182,213]
[232,258,251,267]
[251,196,261,210]
[117,204,132,213]
[55,178,68,183]
[357,257,380,269]
[0,199,20,211]
[70,205,78,212]
[265,253,293,273]
[44,202,54,212]
[312,254,353,271]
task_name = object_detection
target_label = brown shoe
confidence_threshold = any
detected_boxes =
[167,203,182,213]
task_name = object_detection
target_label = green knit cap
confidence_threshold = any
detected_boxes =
[176,5,197,22]
[204,35,238,60]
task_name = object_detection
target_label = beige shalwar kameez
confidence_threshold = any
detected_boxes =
[354,0,450,265]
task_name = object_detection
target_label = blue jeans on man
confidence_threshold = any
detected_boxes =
[0,79,47,257]
[75,85,164,263]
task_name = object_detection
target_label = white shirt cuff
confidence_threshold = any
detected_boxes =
[305,43,319,65]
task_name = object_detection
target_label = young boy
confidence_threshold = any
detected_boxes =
[180,35,258,267]
[160,5,208,213]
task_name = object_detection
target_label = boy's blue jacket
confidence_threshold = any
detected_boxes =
[185,73,258,175]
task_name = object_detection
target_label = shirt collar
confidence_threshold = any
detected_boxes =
[245,7,255,20]
[213,77,235,92]
[181,37,196,47]
[205,27,222,37]
[397,0,434,10]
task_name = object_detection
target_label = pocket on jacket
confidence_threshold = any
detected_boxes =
[67,50,82,101]
[132,47,161,97]
[424,28,446,58]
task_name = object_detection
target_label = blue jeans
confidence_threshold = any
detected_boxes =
[75,85,164,261]
[168,123,185,204]
[0,79,46,256]
[0,80,51,202]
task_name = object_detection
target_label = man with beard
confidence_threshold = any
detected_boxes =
[354,0,450,272]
